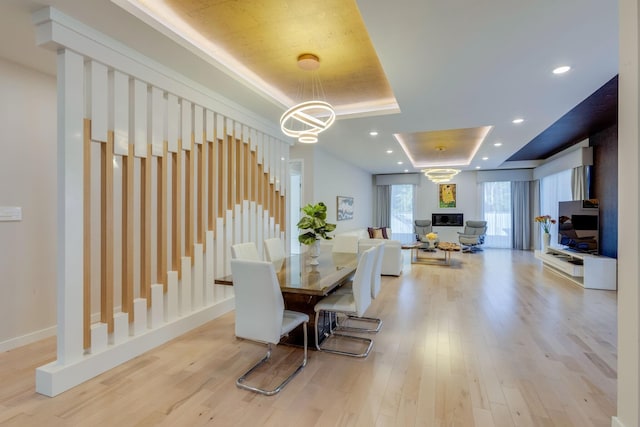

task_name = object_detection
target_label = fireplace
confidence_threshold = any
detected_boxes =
[432,213,464,227]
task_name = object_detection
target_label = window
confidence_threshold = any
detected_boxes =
[481,181,511,248]
[390,184,414,242]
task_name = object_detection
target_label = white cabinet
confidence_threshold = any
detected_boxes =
[535,246,617,290]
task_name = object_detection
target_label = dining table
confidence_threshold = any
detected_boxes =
[215,247,358,346]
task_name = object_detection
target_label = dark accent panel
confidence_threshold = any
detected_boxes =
[590,125,618,258]
[509,75,618,161]
[432,213,464,226]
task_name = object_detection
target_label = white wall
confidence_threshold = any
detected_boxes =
[415,171,480,242]
[0,58,57,349]
[290,144,373,234]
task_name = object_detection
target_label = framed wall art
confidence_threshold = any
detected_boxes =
[337,196,354,221]
[438,183,457,208]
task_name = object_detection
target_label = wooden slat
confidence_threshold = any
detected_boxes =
[236,138,242,204]
[101,132,114,332]
[185,137,194,261]
[280,195,285,230]
[227,135,234,211]
[257,163,263,206]
[217,139,224,218]
[197,142,205,245]
[207,140,215,231]
[243,140,249,203]
[157,142,168,290]
[250,149,257,203]
[141,144,152,307]
[122,143,134,323]
[83,118,91,350]
[172,141,182,275]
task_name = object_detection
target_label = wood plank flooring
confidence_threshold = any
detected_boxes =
[0,249,617,426]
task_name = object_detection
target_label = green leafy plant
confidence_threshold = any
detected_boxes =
[297,202,337,245]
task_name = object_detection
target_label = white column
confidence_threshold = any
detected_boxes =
[616,1,640,426]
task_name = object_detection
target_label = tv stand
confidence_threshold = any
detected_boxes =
[535,246,616,290]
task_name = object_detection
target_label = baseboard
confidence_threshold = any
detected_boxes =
[36,296,235,397]
[612,416,626,427]
[0,325,57,353]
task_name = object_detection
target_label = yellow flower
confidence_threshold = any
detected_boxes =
[426,232,438,240]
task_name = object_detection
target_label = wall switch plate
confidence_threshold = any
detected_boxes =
[0,206,22,221]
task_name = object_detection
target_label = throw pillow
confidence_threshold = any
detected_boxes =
[372,228,384,239]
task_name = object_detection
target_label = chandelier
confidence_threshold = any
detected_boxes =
[421,147,460,183]
[280,54,336,144]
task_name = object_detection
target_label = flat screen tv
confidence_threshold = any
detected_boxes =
[558,200,599,254]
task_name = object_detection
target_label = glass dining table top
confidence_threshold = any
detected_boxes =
[215,248,358,296]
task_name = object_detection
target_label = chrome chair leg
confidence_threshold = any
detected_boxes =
[236,321,308,396]
[314,310,373,358]
[335,314,382,333]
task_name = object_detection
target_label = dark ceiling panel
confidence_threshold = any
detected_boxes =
[508,75,618,162]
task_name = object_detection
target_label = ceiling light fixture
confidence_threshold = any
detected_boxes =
[421,147,460,183]
[494,142,502,147]
[482,156,488,160]
[553,65,571,74]
[512,118,524,124]
[280,54,336,144]
[370,131,379,136]
[386,149,393,154]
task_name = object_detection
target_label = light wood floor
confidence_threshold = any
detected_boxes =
[0,249,617,426]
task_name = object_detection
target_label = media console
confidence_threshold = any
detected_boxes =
[534,245,616,290]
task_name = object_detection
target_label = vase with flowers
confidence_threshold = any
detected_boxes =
[535,215,556,251]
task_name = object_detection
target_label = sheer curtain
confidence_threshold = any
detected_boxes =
[540,169,572,245]
[481,181,512,248]
[571,165,588,200]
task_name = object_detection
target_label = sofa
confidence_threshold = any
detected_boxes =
[331,228,403,276]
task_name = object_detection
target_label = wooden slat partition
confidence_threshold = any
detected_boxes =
[217,139,224,218]
[227,135,234,211]
[141,144,152,306]
[101,132,114,332]
[122,143,134,322]
[83,119,92,349]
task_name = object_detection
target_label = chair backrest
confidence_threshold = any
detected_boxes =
[464,220,488,236]
[358,240,385,299]
[230,242,260,260]
[414,219,433,236]
[264,238,286,265]
[332,235,359,253]
[230,259,284,344]
[352,246,375,316]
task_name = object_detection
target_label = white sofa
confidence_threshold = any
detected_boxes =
[332,229,403,276]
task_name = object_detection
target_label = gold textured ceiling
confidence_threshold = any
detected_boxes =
[134,0,399,117]
[394,127,494,168]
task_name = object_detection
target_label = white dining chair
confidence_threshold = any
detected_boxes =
[263,237,286,268]
[333,242,384,333]
[230,259,309,395]
[230,242,260,260]
[313,246,376,357]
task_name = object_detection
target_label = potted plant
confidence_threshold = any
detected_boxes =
[535,214,556,251]
[297,202,336,264]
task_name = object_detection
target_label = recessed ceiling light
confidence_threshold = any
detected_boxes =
[475,166,481,169]
[494,142,502,147]
[281,157,285,161]
[404,169,409,173]
[386,149,393,154]
[369,131,379,136]
[482,156,488,160]
[512,118,524,124]
[397,161,403,165]
[553,65,571,75]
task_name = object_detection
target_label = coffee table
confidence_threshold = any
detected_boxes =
[404,241,460,265]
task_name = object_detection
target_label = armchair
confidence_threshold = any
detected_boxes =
[457,220,487,253]
[414,219,439,251]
